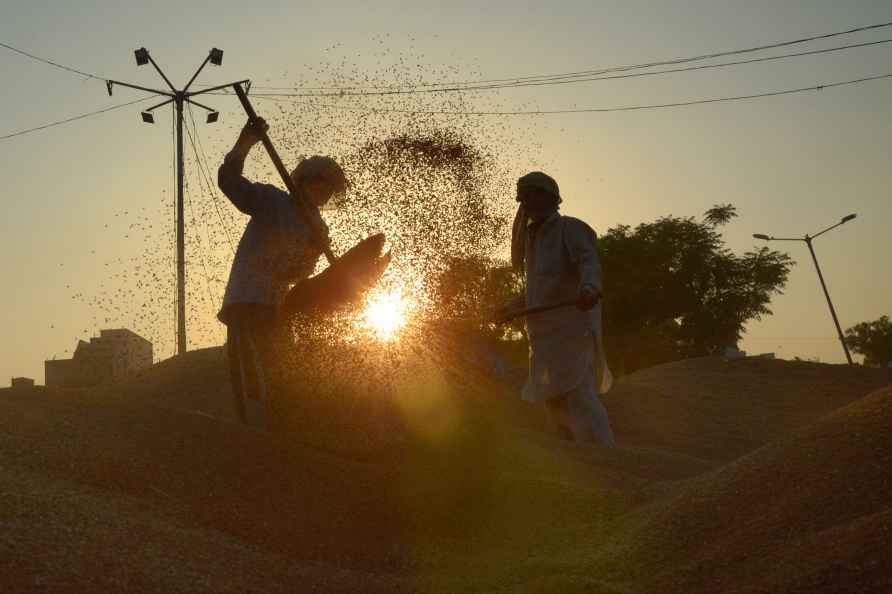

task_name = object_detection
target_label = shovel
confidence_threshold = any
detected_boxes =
[231,83,390,317]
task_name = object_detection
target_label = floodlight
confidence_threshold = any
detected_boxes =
[206,111,219,123]
[752,234,770,240]
[841,214,857,223]
[135,47,150,66]
[141,111,155,124]
[209,48,223,66]
[106,81,113,96]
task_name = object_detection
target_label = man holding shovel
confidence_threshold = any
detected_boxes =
[217,117,348,425]
[497,171,616,447]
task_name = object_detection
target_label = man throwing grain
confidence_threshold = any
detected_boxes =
[497,172,616,447]
[217,117,348,425]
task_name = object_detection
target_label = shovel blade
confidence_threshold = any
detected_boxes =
[282,233,391,318]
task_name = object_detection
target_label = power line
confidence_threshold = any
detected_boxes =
[3,24,891,145]
[0,41,105,80]
[184,103,236,254]
[6,45,887,143]
[251,72,892,115]
[5,18,892,98]
[454,19,892,85]
[4,18,891,107]
[242,38,892,98]
[0,97,152,141]
[233,19,892,93]
[183,162,220,314]
[182,107,228,348]
[448,38,892,92]
[186,103,237,253]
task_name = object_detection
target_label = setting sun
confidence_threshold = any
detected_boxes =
[361,287,411,341]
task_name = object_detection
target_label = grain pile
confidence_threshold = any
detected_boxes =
[2,353,890,593]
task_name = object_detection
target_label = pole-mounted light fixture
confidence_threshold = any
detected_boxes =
[134,47,150,66]
[752,214,857,364]
[103,48,249,357]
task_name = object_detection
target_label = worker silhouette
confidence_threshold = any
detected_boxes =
[217,117,347,426]
[498,172,616,446]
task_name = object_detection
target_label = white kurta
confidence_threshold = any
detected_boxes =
[520,213,613,402]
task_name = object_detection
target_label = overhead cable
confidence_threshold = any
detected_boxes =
[236,19,892,93]
[251,72,892,115]
[0,41,105,80]
[184,103,236,254]
[245,38,892,98]
[0,97,152,141]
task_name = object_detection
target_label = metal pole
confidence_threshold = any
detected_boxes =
[175,93,187,355]
[805,236,853,364]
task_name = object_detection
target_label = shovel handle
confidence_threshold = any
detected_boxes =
[232,83,336,265]
[494,294,602,324]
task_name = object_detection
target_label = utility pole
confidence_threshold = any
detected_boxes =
[105,47,248,356]
[754,214,857,364]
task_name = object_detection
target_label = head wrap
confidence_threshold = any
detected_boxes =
[511,203,528,272]
[516,171,561,203]
[512,172,561,271]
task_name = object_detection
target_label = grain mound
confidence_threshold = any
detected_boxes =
[594,384,892,594]
[604,356,892,464]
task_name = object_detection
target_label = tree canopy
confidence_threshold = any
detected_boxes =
[598,207,792,373]
[845,316,892,367]
[433,205,793,376]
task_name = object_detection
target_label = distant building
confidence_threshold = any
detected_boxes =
[45,329,152,388]
[10,377,35,390]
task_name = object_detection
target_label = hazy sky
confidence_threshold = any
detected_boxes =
[3,0,891,383]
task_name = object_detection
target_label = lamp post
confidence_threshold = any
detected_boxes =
[753,214,857,364]
[105,48,248,356]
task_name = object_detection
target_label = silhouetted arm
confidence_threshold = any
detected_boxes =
[563,217,603,296]
[218,118,269,216]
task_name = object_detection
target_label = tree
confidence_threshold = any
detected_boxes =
[845,316,892,367]
[443,205,792,377]
[703,203,738,226]
[598,206,792,374]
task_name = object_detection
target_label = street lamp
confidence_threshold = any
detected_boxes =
[753,214,857,364]
[104,48,248,357]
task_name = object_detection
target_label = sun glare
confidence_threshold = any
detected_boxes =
[362,287,411,341]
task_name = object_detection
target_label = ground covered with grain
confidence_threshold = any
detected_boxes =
[2,351,891,593]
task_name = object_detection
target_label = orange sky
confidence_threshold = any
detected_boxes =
[2,1,891,383]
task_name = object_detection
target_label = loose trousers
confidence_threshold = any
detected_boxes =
[223,304,280,427]
[544,369,616,447]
